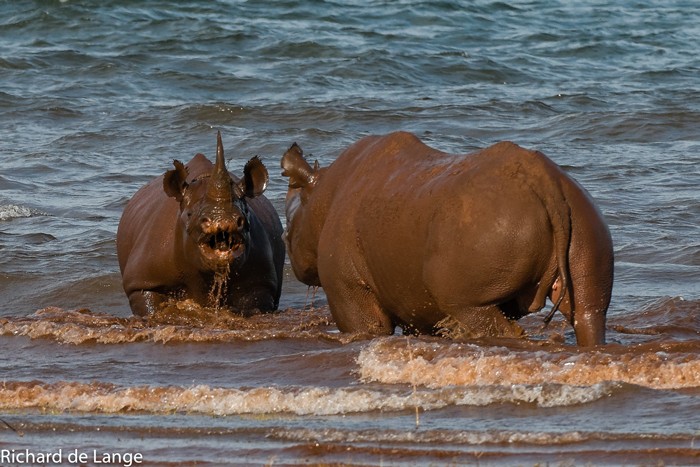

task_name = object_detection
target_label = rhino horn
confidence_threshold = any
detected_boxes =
[207,131,235,201]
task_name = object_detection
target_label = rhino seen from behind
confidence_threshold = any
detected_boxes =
[281,131,614,346]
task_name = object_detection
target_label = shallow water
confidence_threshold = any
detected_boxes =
[1,1,699,465]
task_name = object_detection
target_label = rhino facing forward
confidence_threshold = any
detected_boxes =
[117,132,284,316]
[281,131,613,346]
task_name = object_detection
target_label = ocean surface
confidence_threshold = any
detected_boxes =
[1,1,699,465]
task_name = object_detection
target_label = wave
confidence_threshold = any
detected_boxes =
[0,379,617,416]
[3,296,698,349]
[7,417,694,449]
[0,305,349,345]
[608,296,700,341]
[357,336,700,391]
[267,426,696,448]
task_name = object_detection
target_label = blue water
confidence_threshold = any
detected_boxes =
[1,1,699,465]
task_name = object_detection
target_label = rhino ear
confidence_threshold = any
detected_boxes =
[239,156,268,198]
[281,143,318,189]
[163,159,189,201]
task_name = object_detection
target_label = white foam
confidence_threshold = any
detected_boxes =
[0,204,40,221]
[0,380,615,416]
[356,337,700,390]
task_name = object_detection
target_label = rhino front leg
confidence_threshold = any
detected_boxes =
[227,284,278,314]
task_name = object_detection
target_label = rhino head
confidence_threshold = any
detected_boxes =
[164,131,269,272]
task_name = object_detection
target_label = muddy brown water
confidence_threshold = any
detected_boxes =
[1,1,699,465]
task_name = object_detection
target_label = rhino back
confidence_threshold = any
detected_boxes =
[117,174,181,292]
[314,133,565,317]
[117,154,215,289]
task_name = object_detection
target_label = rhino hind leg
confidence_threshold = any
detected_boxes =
[562,184,614,346]
[322,279,395,336]
[571,306,606,346]
[128,290,168,316]
[565,253,612,346]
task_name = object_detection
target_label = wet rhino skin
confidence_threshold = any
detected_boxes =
[281,131,614,346]
[118,133,284,316]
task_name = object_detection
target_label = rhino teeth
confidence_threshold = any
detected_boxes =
[207,230,236,251]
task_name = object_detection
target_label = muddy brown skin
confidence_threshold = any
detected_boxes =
[117,132,285,316]
[281,131,613,346]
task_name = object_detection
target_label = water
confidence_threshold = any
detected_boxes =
[1,1,699,465]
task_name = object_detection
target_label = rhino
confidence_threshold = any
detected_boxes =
[117,132,285,316]
[281,131,614,346]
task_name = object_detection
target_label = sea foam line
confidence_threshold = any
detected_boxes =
[0,380,614,416]
[357,338,700,390]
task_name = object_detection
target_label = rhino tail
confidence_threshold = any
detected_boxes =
[539,164,572,326]
[543,201,571,325]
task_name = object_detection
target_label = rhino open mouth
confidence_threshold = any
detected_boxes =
[200,227,244,262]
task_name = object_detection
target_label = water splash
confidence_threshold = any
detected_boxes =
[0,306,349,345]
[304,285,320,311]
[0,204,43,221]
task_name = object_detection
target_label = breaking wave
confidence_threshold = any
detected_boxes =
[357,336,700,390]
[0,379,617,416]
